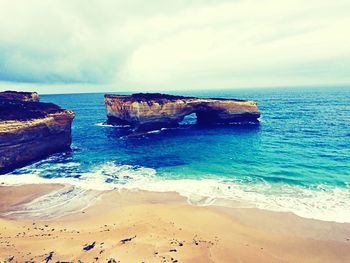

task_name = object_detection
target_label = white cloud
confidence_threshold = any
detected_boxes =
[0,0,349,92]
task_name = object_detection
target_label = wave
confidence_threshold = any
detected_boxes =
[95,122,131,128]
[2,162,350,223]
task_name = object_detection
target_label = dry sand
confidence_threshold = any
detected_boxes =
[0,184,350,262]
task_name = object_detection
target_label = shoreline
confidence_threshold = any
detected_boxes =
[1,184,350,262]
[2,171,349,224]
[0,184,64,213]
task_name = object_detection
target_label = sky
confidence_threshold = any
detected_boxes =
[0,0,349,94]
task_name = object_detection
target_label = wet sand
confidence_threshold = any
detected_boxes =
[0,184,63,212]
[0,184,350,262]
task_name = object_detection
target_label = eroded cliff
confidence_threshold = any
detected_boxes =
[0,91,74,174]
[105,93,260,131]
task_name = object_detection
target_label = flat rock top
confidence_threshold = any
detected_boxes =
[0,91,73,124]
[105,93,193,102]
[105,93,246,103]
[0,91,39,102]
[0,99,65,122]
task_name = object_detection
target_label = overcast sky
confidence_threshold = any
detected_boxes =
[0,0,349,94]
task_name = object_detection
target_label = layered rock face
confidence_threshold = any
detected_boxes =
[0,91,74,174]
[105,93,260,131]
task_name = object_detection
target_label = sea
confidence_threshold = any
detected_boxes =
[2,87,350,222]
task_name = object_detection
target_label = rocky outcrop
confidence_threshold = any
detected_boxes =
[0,90,39,102]
[0,91,74,174]
[105,93,260,131]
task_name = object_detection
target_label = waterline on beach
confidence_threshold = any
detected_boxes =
[2,161,350,223]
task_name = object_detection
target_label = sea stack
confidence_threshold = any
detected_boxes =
[104,93,260,131]
[0,91,75,174]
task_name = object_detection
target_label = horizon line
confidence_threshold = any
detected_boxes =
[0,81,349,95]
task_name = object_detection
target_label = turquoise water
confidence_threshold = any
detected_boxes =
[2,87,350,222]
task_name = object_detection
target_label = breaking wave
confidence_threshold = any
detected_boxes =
[2,161,350,223]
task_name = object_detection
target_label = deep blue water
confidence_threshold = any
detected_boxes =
[3,87,350,222]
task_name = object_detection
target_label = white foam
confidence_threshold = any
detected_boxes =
[2,162,350,223]
[95,122,131,128]
[125,178,350,223]
[147,127,173,133]
[147,129,161,134]
[3,186,101,219]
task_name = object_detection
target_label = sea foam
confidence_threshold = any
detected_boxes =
[2,161,350,223]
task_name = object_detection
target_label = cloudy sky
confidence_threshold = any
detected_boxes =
[0,0,349,93]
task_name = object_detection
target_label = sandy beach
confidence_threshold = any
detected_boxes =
[1,0,350,261]
[0,185,349,262]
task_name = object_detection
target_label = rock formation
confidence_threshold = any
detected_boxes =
[105,93,260,131]
[0,91,74,174]
[0,90,39,102]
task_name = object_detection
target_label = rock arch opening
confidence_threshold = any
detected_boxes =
[179,112,197,125]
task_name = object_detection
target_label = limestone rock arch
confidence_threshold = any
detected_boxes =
[104,93,260,131]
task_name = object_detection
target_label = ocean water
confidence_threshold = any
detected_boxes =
[2,87,350,222]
